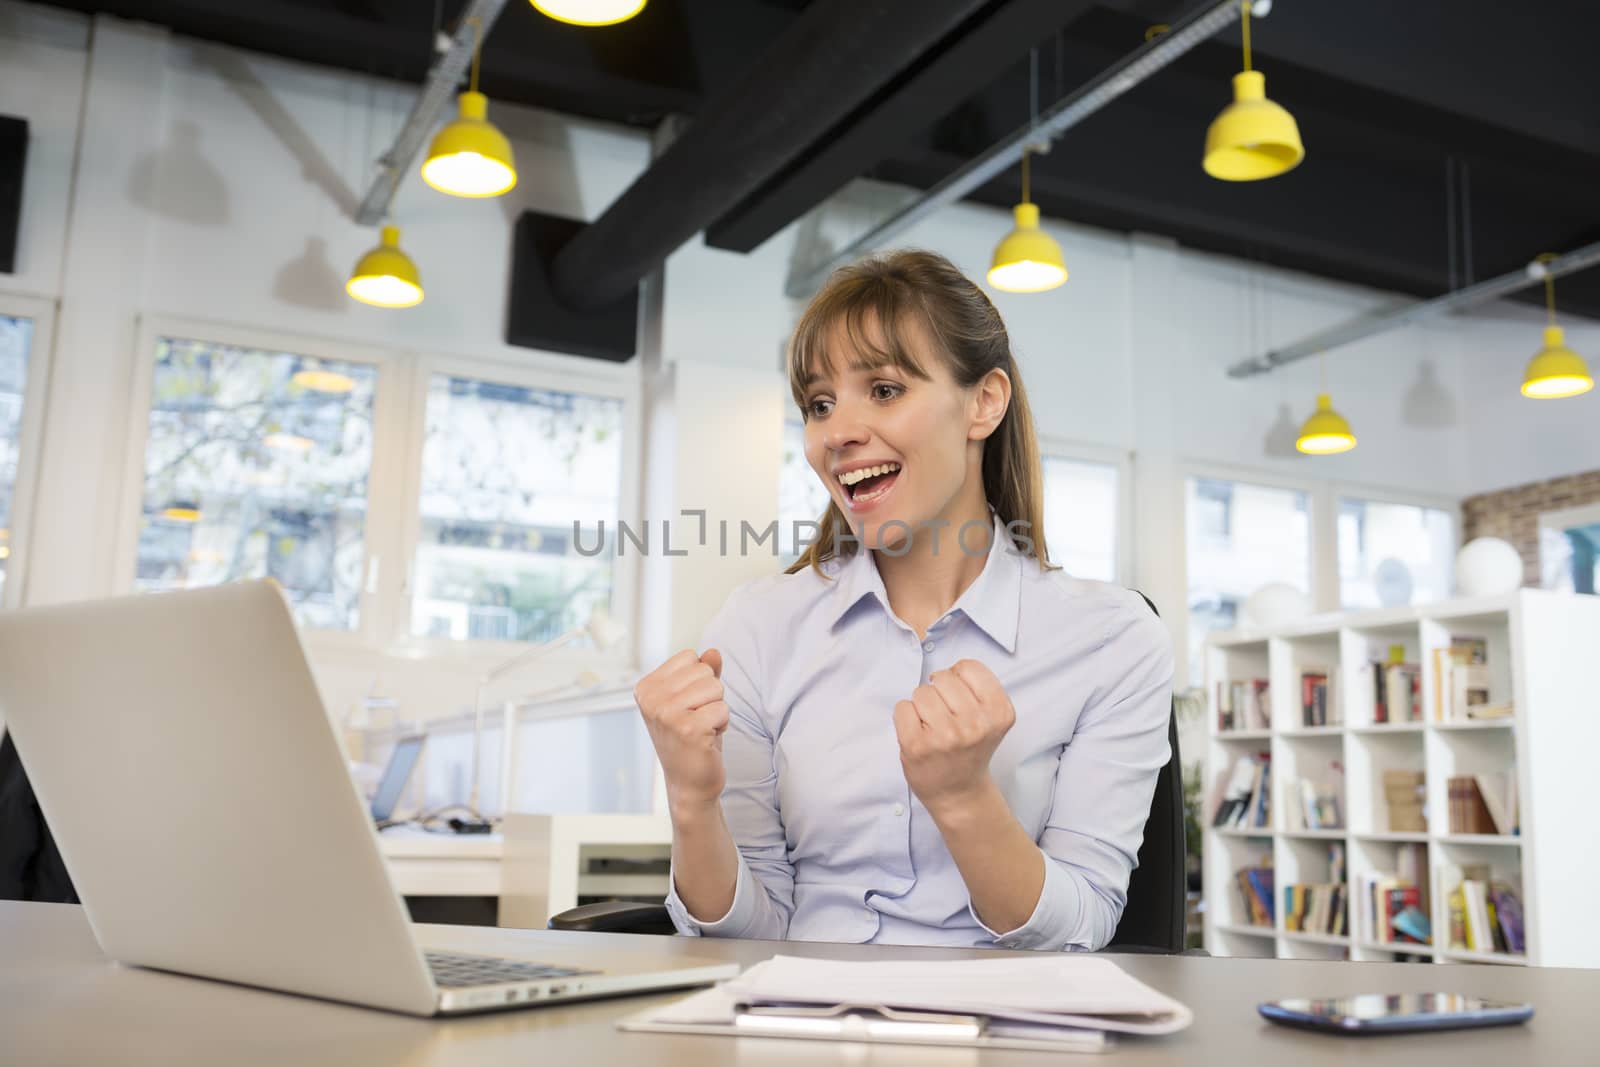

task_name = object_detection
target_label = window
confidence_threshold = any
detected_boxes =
[1337,498,1455,609]
[1041,455,1119,581]
[132,337,378,630]
[0,313,34,605]
[411,374,624,644]
[1185,476,1311,684]
[777,416,830,564]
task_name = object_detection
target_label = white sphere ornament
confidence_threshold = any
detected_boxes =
[1455,537,1524,597]
[1242,582,1312,629]
[1373,557,1414,608]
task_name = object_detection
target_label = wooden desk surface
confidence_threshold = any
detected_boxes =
[4,901,1594,1066]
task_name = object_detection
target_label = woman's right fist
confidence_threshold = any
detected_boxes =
[634,648,729,814]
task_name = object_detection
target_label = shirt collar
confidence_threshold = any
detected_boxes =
[826,510,1023,654]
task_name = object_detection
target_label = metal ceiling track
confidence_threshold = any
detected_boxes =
[782,0,1251,299]
[353,0,508,227]
[1226,241,1600,378]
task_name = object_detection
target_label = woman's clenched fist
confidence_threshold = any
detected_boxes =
[893,658,1017,818]
[634,648,730,815]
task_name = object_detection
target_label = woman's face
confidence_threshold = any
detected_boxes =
[799,315,980,553]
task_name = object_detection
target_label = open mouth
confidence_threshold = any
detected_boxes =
[838,462,901,509]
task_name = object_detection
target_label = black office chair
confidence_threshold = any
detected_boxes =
[0,730,79,905]
[551,596,1187,954]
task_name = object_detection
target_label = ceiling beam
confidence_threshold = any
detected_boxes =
[704,0,1099,254]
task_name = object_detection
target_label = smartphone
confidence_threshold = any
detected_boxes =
[1258,993,1532,1034]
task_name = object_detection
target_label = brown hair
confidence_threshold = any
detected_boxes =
[783,249,1056,576]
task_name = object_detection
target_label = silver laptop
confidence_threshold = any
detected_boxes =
[0,579,737,1016]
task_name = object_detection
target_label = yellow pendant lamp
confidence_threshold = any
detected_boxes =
[531,0,647,27]
[422,19,517,198]
[1295,393,1356,454]
[988,148,1067,293]
[1296,355,1356,454]
[291,365,355,394]
[1204,1,1304,181]
[347,225,424,308]
[1521,254,1594,399]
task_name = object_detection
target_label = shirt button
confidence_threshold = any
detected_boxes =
[922,641,935,652]
[892,802,905,817]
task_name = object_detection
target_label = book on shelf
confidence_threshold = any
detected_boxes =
[1446,867,1524,956]
[1283,882,1346,936]
[1298,668,1339,727]
[1357,843,1431,946]
[1448,774,1518,835]
[1432,635,1505,722]
[1328,841,1346,885]
[1212,753,1272,830]
[1382,769,1427,833]
[1282,760,1345,831]
[1235,863,1275,927]
[1217,678,1270,731]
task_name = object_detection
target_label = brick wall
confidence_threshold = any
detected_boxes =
[1461,470,1600,585]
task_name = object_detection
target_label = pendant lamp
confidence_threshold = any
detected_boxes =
[531,0,647,27]
[1521,254,1594,399]
[1296,354,1356,454]
[1204,1,1304,181]
[988,148,1067,293]
[422,18,517,198]
[347,225,424,308]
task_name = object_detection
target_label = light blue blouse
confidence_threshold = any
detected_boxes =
[662,512,1174,951]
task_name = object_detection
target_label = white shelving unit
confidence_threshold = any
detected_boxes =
[1201,588,1600,967]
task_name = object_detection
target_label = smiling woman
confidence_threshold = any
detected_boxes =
[635,250,1174,952]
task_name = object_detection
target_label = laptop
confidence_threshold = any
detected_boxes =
[370,733,425,829]
[0,579,738,1016]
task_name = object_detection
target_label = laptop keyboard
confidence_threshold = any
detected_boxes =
[425,951,600,989]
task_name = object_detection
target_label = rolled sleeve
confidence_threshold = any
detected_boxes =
[969,845,1092,950]
[997,596,1174,951]
[662,580,796,941]
[664,851,765,936]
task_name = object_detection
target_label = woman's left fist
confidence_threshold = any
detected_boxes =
[892,658,1016,816]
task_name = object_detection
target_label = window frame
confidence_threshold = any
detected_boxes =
[0,291,59,611]
[385,348,642,671]
[113,315,644,673]
[1174,459,1463,687]
[113,314,408,652]
[1330,480,1461,610]
[1035,434,1133,587]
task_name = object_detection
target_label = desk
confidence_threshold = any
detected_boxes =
[377,817,671,929]
[4,901,1594,1066]
[378,828,504,899]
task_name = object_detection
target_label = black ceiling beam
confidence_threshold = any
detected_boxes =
[704,0,1099,254]
[1238,0,1600,163]
[33,0,707,126]
[544,0,998,314]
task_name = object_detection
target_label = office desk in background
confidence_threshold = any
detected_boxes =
[4,900,1595,1066]
[378,814,671,928]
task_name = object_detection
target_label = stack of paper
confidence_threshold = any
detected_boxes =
[619,954,1192,1053]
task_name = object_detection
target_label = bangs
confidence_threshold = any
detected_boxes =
[787,278,935,412]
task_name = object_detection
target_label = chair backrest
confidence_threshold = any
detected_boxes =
[1103,591,1185,953]
[1104,704,1184,952]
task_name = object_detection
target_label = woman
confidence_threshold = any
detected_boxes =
[634,250,1173,951]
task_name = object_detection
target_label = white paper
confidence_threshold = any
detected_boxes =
[721,955,1192,1035]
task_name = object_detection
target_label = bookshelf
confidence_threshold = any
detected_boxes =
[1202,588,1600,968]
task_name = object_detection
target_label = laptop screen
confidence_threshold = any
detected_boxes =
[370,735,426,822]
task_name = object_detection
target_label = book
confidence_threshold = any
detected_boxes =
[1382,769,1426,832]
[1474,773,1512,835]
[1296,669,1341,727]
[1489,883,1526,955]
[1211,758,1259,827]
[1448,776,1499,835]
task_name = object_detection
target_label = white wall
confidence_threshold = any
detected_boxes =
[3,2,1595,730]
